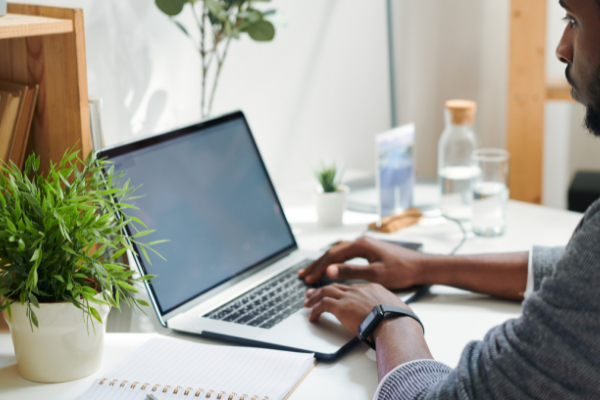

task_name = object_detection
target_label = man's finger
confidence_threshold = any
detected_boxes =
[326,263,381,281]
[304,286,346,307]
[298,241,350,278]
[305,283,349,298]
[308,298,338,322]
[301,242,373,284]
[330,283,351,291]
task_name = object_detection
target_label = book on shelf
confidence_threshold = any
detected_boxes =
[0,89,21,161]
[0,80,39,168]
[79,337,316,400]
[89,96,106,152]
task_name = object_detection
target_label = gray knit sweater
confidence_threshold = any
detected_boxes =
[375,200,600,399]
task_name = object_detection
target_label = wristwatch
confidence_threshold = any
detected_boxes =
[357,305,425,350]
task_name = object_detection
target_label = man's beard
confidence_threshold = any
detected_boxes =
[583,70,600,137]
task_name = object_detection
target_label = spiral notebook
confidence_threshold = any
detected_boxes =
[79,337,316,400]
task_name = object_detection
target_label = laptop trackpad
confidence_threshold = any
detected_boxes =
[256,307,355,354]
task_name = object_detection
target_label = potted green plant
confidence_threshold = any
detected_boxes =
[0,149,163,383]
[313,162,349,227]
[155,0,280,119]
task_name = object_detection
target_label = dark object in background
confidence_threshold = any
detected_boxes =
[378,238,424,252]
[568,171,600,212]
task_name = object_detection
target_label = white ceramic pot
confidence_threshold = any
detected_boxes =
[0,0,6,17]
[2,300,110,382]
[314,184,349,227]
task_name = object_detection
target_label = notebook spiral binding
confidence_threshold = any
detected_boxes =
[99,379,269,400]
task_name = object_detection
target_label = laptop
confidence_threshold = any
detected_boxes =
[97,111,420,359]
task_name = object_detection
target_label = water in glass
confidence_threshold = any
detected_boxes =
[439,165,479,220]
[472,181,509,236]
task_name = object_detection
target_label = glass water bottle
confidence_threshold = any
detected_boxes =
[438,100,478,220]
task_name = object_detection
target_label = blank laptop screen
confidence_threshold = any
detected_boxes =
[106,116,296,315]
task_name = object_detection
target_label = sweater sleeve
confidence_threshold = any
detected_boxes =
[529,245,565,292]
[375,204,600,399]
[374,360,453,400]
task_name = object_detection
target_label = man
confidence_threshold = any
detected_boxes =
[299,0,600,398]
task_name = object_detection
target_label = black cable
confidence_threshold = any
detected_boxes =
[442,215,468,256]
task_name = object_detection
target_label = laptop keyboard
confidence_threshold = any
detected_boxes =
[204,259,315,329]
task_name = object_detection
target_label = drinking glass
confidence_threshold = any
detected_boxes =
[471,148,510,237]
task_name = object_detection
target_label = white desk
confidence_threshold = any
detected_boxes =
[0,192,583,400]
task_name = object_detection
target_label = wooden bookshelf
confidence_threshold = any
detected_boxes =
[0,13,73,39]
[0,3,91,172]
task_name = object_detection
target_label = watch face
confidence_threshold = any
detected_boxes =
[359,307,381,338]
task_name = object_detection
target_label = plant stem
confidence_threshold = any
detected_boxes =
[193,3,207,119]
[207,36,231,117]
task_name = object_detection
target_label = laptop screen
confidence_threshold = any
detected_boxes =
[101,113,296,315]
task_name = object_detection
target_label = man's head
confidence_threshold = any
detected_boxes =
[556,0,600,136]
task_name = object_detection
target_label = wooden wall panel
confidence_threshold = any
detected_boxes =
[0,4,91,171]
[547,77,574,102]
[506,0,547,204]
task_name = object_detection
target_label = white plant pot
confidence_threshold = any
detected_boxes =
[2,300,110,382]
[314,185,349,227]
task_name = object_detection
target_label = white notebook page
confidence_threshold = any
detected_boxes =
[79,337,315,400]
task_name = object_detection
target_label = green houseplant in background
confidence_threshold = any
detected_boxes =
[0,149,164,383]
[155,0,280,119]
[314,161,343,194]
[313,162,349,228]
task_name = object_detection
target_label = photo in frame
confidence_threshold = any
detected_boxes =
[375,123,415,218]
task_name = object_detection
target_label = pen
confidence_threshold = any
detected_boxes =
[147,394,159,400]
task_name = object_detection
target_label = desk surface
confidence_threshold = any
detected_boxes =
[0,190,584,400]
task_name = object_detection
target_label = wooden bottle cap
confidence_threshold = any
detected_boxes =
[445,99,477,125]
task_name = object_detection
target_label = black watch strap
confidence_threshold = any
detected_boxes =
[380,305,424,333]
[358,305,425,350]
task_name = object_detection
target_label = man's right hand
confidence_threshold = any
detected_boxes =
[299,236,529,301]
[298,236,429,289]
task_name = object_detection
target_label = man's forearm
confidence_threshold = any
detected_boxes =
[374,317,433,382]
[419,252,529,301]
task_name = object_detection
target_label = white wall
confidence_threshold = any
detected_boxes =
[11,0,391,186]
[210,0,392,184]
[390,0,509,178]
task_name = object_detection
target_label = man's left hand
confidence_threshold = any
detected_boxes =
[303,283,410,336]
